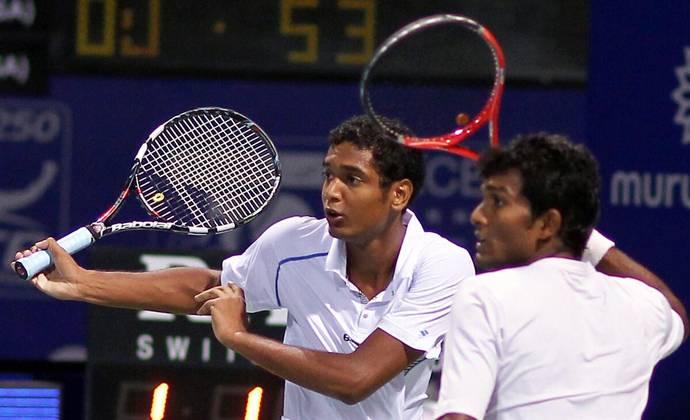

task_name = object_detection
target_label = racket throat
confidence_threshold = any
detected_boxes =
[87,222,107,240]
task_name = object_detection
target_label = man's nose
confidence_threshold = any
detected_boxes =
[470,202,486,227]
[322,177,342,202]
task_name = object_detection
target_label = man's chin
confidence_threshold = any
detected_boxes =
[475,254,503,272]
[327,226,347,240]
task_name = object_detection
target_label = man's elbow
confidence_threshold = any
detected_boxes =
[336,388,371,405]
[331,375,377,405]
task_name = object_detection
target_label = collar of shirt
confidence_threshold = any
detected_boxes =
[324,209,422,302]
[539,255,602,288]
[530,256,595,275]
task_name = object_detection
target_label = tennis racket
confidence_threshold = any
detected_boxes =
[13,107,281,280]
[360,14,505,160]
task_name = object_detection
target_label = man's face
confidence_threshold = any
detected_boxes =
[470,169,542,270]
[321,142,398,244]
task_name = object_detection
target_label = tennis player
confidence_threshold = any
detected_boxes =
[16,115,475,420]
[434,133,687,420]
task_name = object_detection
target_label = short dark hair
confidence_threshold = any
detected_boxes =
[328,115,426,204]
[478,133,600,257]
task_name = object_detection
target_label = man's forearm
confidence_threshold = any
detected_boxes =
[222,331,367,403]
[219,328,417,404]
[81,267,220,314]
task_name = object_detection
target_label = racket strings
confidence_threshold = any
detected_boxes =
[137,111,278,228]
[211,117,277,220]
[142,121,220,225]
[165,118,234,225]
[175,115,275,224]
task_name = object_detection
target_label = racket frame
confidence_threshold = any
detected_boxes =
[360,14,506,160]
[13,107,281,280]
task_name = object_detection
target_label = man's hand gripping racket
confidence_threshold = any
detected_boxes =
[12,107,282,280]
[360,14,505,159]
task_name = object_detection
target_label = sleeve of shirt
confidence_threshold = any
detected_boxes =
[434,279,501,420]
[220,217,302,312]
[377,238,475,358]
[634,282,686,360]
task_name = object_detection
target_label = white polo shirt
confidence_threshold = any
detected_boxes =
[221,210,474,420]
[435,257,685,420]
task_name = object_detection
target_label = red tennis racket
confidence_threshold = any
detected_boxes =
[360,14,505,159]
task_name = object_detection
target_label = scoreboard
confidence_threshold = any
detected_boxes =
[0,0,589,85]
[67,0,587,82]
[88,248,286,420]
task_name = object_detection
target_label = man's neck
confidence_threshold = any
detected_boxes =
[529,239,576,264]
[345,220,407,300]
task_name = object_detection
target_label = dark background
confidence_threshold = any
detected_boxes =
[0,1,687,419]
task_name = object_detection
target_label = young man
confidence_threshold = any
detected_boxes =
[15,115,475,419]
[434,133,688,420]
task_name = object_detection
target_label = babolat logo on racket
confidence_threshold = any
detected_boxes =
[111,221,173,232]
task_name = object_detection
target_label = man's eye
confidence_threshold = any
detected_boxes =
[347,176,362,185]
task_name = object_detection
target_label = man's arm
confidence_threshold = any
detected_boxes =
[196,283,422,404]
[14,238,220,314]
[225,327,421,404]
[596,247,688,342]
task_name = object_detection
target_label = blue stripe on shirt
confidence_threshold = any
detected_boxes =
[275,252,329,306]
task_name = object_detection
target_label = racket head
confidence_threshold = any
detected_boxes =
[133,108,281,233]
[360,14,505,160]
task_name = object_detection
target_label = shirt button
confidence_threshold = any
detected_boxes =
[363,314,368,318]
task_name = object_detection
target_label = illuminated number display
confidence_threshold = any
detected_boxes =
[279,0,375,65]
[72,0,377,77]
[88,366,282,420]
[110,381,270,420]
[76,0,160,57]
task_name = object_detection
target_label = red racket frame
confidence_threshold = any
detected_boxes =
[360,14,505,160]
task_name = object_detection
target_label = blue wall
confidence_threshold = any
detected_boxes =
[587,3,690,418]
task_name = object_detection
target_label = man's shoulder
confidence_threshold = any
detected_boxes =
[471,258,580,283]
[475,263,534,281]
[254,216,331,254]
[414,230,470,256]
[263,216,327,238]
[412,232,474,274]
[406,210,469,255]
[460,264,535,297]
[603,272,671,307]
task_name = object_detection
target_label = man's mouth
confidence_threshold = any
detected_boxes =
[325,208,344,223]
[474,232,486,251]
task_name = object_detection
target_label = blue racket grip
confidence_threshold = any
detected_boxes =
[13,227,96,280]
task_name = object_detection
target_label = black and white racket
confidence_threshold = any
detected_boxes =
[360,14,505,160]
[13,107,281,280]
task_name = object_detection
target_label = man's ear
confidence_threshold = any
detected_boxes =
[536,208,563,240]
[390,179,413,211]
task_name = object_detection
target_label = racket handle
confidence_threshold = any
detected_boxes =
[13,227,96,280]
